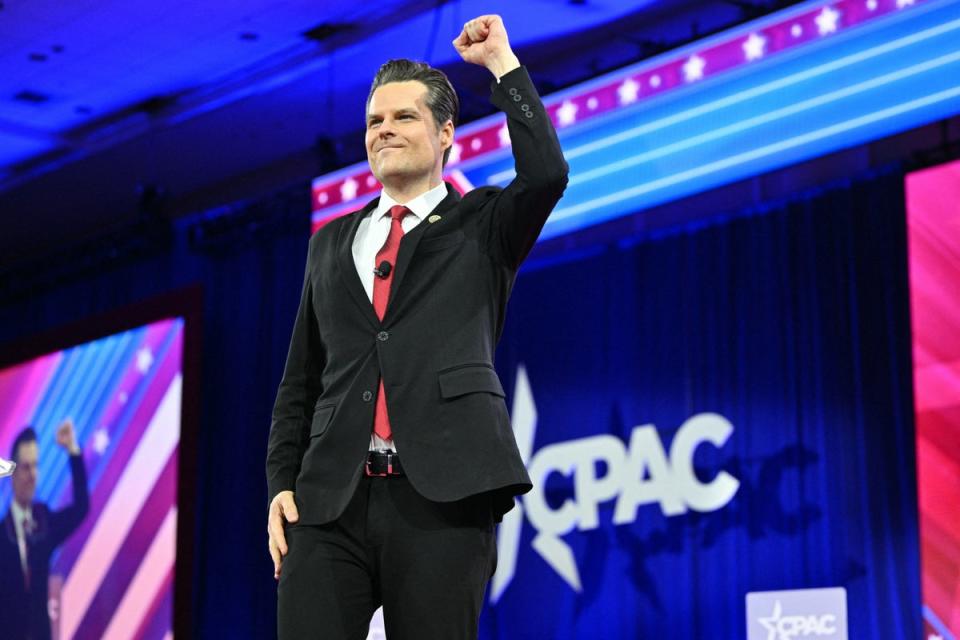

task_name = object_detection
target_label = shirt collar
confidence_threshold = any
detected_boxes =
[10,500,31,524]
[375,182,448,222]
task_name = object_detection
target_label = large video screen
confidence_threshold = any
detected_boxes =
[906,158,960,640]
[0,317,184,640]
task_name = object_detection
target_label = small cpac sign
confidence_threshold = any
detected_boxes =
[746,587,848,640]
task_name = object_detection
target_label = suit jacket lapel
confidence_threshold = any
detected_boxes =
[2,510,15,546]
[387,184,462,314]
[337,199,381,330]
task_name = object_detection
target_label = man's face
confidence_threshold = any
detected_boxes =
[12,440,38,507]
[366,81,453,189]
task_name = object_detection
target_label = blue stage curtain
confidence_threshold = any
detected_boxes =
[485,166,921,639]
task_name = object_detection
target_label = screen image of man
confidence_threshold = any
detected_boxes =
[265,14,568,640]
[0,420,89,640]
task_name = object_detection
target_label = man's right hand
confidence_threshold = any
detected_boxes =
[267,490,299,580]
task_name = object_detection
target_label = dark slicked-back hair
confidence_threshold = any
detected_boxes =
[366,59,459,167]
[11,426,38,463]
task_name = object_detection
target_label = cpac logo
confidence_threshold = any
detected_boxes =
[747,588,847,640]
[491,365,740,600]
[758,601,837,640]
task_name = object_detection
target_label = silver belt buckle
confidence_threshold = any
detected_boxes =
[365,450,394,476]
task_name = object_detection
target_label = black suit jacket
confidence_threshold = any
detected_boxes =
[0,454,89,640]
[266,66,568,525]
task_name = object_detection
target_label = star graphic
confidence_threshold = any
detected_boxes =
[135,347,153,374]
[816,6,840,35]
[682,54,706,82]
[618,77,640,104]
[649,74,662,88]
[896,0,915,7]
[791,23,803,38]
[866,0,878,10]
[757,600,783,640]
[118,391,128,405]
[340,177,358,201]
[93,428,110,455]
[366,175,377,187]
[317,191,329,205]
[470,137,483,151]
[586,96,598,110]
[498,124,511,147]
[743,33,767,61]
[557,100,578,126]
[490,364,539,604]
[448,141,463,164]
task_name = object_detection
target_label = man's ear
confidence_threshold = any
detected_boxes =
[440,119,455,152]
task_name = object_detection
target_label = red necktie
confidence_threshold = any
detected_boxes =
[372,205,410,440]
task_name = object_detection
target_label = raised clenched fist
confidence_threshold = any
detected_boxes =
[55,418,80,455]
[452,15,520,79]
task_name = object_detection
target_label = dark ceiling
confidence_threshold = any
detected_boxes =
[0,0,802,266]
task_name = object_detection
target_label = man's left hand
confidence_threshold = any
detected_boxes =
[55,419,81,455]
[453,15,520,79]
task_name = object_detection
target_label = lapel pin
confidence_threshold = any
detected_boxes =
[428,215,442,224]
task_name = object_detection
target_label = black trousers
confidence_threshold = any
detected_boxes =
[277,475,498,640]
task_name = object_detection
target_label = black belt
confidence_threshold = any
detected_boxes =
[365,450,403,476]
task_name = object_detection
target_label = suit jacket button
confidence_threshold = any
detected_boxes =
[377,331,389,342]
[362,391,373,402]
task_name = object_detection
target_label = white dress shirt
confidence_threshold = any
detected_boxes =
[352,181,448,452]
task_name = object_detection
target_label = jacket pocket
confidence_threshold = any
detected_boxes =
[310,403,336,437]
[419,230,465,253]
[438,364,505,399]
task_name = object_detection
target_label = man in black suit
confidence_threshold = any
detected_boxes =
[266,14,567,639]
[0,420,89,640]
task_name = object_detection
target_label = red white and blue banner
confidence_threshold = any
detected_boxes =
[0,318,183,640]
[312,0,960,241]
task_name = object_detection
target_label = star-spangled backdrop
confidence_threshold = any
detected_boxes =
[311,0,960,241]
[0,0,957,637]
[0,318,183,640]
